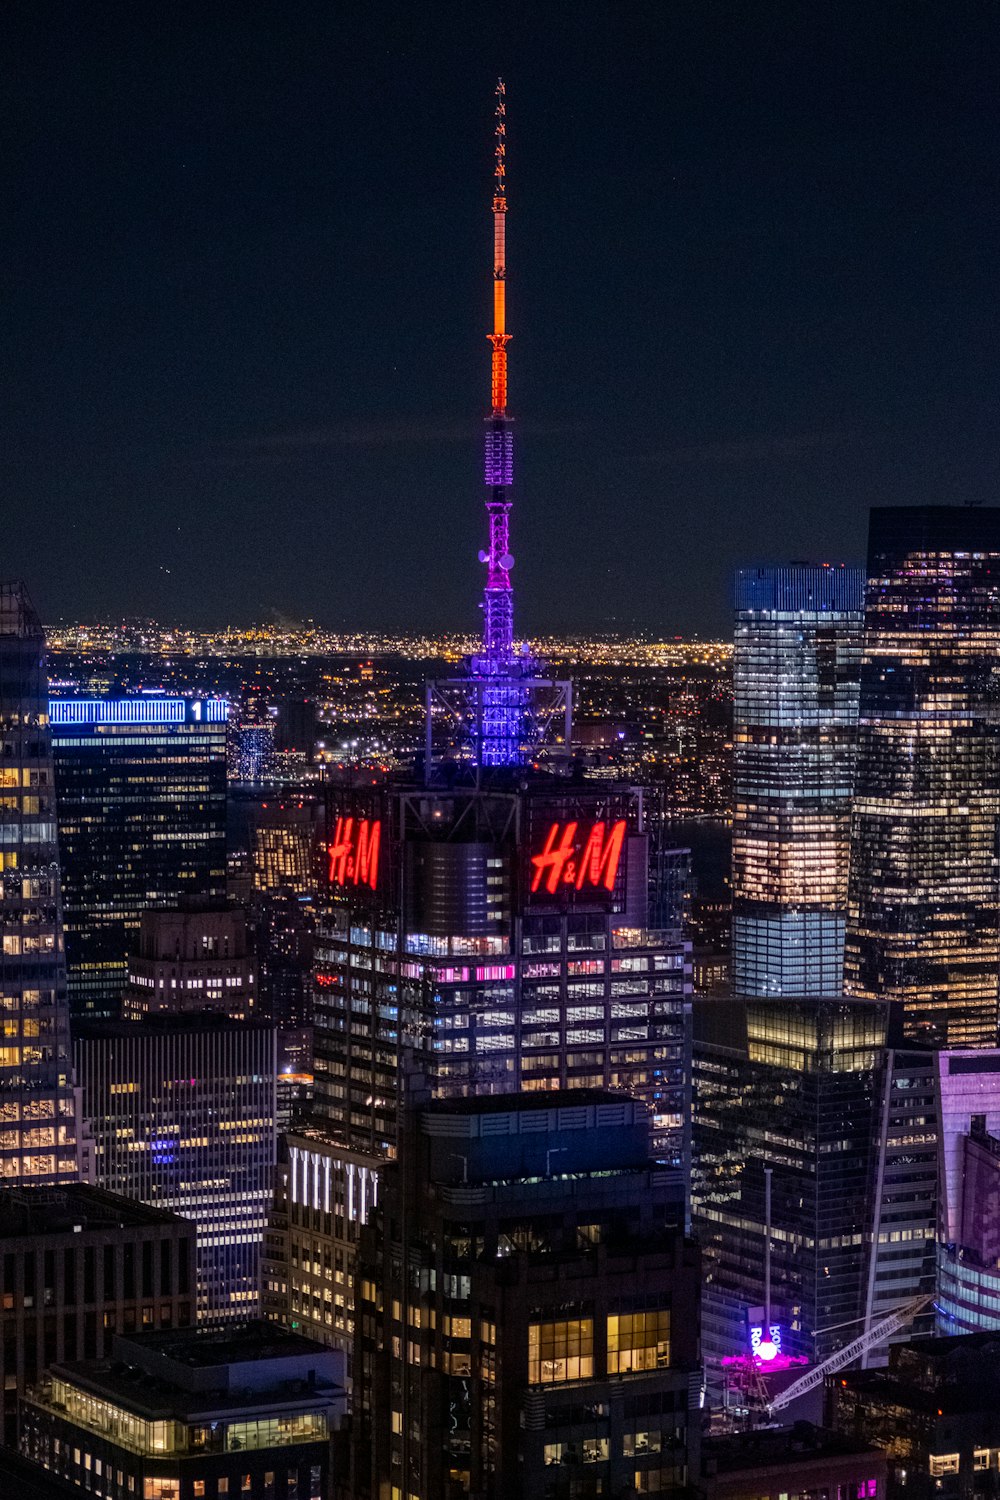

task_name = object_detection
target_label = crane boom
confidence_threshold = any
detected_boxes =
[766,1293,934,1415]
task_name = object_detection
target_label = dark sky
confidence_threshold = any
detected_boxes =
[4,2,999,636]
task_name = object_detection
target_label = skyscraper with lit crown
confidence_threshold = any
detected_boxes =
[0,583,78,1184]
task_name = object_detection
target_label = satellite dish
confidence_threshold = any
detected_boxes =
[499,553,515,570]
[478,550,489,563]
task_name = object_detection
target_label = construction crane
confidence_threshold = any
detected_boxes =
[766,1292,934,1416]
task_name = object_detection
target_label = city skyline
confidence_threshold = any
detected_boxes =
[5,4,999,636]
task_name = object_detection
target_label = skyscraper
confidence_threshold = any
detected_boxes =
[51,694,228,1019]
[845,507,1000,1047]
[351,1090,698,1500]
[265,87,692,1367]
[732,564,863,1000]
[74,1014,276,1320]
[0,583,78,1185]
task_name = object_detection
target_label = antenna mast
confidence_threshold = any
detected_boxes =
[481,78,515,672]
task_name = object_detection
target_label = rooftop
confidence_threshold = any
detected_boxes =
[0,1185,189,1239]
[117,1322,327,1369]
[39,1324,345,1422]
[425,1087,632,1117]
[704,1423,884,1477]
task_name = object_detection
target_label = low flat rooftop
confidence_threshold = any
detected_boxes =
[704,1425,882,1476]
[0,1185,187,1238]
[119,1322,327,1368]
[426,1087,630,1116]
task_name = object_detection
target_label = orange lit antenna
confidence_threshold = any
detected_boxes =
[490,78,510,415]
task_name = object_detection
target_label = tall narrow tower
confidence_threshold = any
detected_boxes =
[425,81,571,773]
[481,78,513,661]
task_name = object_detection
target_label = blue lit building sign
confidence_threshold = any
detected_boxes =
[49,697,229,726]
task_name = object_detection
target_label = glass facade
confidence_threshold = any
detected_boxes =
[0,584,78,1184]
[732,565,863,999]
[74,1018,276,1320]
[845,507,1000,1046]
[51,698,228,1020]
[693,998,885,1375]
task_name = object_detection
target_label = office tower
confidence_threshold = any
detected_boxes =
[226,788,324,895]
[51,694,228,1020]
[262,1127,378,1357]
[122,903,257,1020]
[732,564,863,999]
[862,1042,939,1363]
[845,507,1000,1047]
[693,997,886,1382]
[313,780,690,1163]
[0,1185,196,1440]
[829,1332,1000,1496]
[932,1047,1000,1332]
[20,1323,346,1500]
[229,693,276,783]
[276,87,690,1373]
[74,1015,276,1321]
[0,583,79,1185]
[351,1090,699,1500]
[276,696,318,761]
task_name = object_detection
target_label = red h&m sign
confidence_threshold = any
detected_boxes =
[530,819,627,896]
[328,817,381,890]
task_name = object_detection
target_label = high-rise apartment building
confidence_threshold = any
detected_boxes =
[732,565,863,999]
[845,507,1000,1047]
[74,1015,276,1321]
[352,1090,698,1500]
[51,694,228,1020]
[0,583,79,1185]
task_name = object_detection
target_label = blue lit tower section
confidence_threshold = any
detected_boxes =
[732,565,863,999]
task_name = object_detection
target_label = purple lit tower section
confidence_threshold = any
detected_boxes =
[468,80,538,767]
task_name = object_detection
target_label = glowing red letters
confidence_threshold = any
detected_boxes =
[530,819,627,896]
[328,817,381,890]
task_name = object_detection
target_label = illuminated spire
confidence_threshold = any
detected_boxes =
[481,77,515,668]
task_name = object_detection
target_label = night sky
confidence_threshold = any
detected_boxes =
[4,2,999,636]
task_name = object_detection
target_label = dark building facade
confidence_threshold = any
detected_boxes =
[352,1090,699,1500]
[20,1322,346,1500]
[732,565,863,1000]
[0,583,79,1185]
[845,507,1000,1047]
[0,1185,196,1440]
[51,695,228,1021]
[74,1015,276,1322]
[829,1331,1000,1499]
[693,997,887,1384]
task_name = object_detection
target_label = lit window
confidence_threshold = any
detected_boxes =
[607,1310,671,1373]
[527,1318,594,1383]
